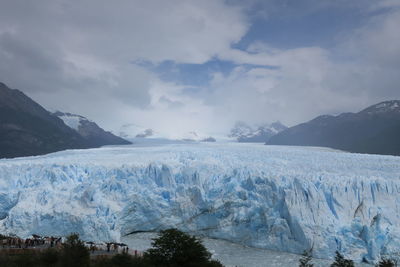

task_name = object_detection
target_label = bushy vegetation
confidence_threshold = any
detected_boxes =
[0,233,89,267]
[0,248,60,267]
[299,249,314,267]
[0,230,224,267]
[7,230,400,267]
[60,234,90,267]
[144,228,223,267]
[330,251,354,267]
[376,258,397,267]
[92,253,153,267]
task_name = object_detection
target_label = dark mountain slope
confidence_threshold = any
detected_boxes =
[267,100,400,156]
[0,82,130,159]
[0,82,90,158]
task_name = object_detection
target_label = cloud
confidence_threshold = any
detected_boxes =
[0,0,247,131]
[199,4,400,127]
[0,0,399,137]
[203,48,337,126]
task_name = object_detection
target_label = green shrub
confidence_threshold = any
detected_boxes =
[144,228,224,267]
[330,251,354,267]
[60,233,90,267]
[299,250,314,267]
[376,258,397,267]
[91,253,153,267]
[40,248,60,267]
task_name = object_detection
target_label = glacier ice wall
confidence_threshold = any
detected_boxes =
[0,143,400,262]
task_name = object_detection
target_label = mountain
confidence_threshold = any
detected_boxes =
[118,124,219,142]
[267,100,400,155]
[1,143,399,262]
[118,123,162,140]
[0,82,130,159]
[201,137,216,142]
[135,128,154,138]
[0,82,91,158]
[54,111,131,147]
[229,121,287,142]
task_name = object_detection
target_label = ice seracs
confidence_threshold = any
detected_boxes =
[0,143,399,263]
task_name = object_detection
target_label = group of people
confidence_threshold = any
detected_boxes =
[101,242,141,256]
[1,235,62,249]
[95,242,130,254]
[1,234,141,257]
[87,241,143,256]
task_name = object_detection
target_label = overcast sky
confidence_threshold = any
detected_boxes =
[1,0,400,137]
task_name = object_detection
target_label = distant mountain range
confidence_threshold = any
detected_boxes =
[229,121,287,142]
[3,80,400,157]
[0,82,130,159]
[267,100,400,156]
[118,124,160,139]
[118,123,218,142]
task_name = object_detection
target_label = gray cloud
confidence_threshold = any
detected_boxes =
[0,0,399,137]
[0,0,247,134]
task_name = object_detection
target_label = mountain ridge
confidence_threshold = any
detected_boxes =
[267,100,400,155]
[0,82,130,159]
[54,111,131,147]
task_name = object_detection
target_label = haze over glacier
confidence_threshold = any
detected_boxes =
[0,143,399,262]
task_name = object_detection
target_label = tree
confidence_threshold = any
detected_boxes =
[299,250,314,267]
[376,258,397,267]
[40,248,60,267]
[60,233,90,267]
[144,228,223,267]
[92,253,154,267]
[331,251,354,267]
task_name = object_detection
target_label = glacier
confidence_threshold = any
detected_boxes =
[0,143,400,262]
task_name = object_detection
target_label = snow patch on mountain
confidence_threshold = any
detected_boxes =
[56,113,87,130]
[0,143,399,263]
[229,121,287,142]
[54,111,97,132]
[361,100,400,114]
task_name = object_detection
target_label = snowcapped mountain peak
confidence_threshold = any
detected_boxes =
[361,100,400,114]
[229,121,287,142]
[257,121,287,134]
[53,111,130,146]
[229,121,254,138]
[269,121,287,132]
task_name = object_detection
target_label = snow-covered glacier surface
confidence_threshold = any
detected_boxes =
[0,143,400,262]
